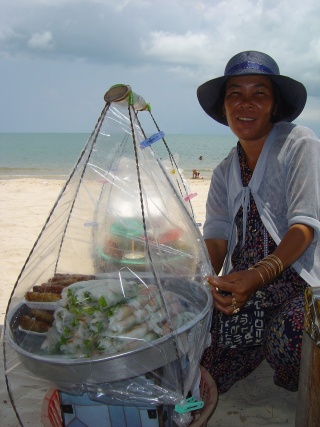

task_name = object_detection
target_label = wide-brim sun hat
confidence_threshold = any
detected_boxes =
[197,50,307,126]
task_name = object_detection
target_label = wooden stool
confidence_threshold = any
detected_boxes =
[295,287,320,427]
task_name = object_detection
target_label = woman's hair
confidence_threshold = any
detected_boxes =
[215,83,227,122]
[271,82,296,123]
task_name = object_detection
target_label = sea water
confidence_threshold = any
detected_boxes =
[0,133,236,180]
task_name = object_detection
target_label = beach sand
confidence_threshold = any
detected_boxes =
[0,178,297,426]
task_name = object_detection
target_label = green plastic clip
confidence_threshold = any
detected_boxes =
[128,91,134,105]
[174,397,204,414]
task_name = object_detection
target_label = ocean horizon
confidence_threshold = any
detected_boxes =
[0,132,236,181]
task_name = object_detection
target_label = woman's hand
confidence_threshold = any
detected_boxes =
[207,269,264,316]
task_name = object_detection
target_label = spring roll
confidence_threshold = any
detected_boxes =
[32,285,65,294]
[25,292,61,302]
[29,309,54,324]
[19,315,50,333]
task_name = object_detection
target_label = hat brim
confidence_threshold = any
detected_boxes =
[197,73,307,126]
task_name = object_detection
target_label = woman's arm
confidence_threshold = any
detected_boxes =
[208,223,314,315]
[264,223,314,274]
[205,238,228,275]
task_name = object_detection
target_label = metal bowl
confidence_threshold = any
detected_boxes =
[6,278,212,387]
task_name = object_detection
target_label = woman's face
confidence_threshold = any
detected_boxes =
[224,75,275,145]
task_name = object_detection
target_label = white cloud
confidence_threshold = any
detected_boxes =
[28,31,53,50]
[141,31,212,65]
[0,0,319,134]
[300,96,320,121]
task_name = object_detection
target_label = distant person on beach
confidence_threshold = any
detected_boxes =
[199,155,203,160]
[192,170,203,179]
[197,51,320,394]
[197,172,203,179]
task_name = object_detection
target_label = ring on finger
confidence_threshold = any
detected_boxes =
[232,307,240,314]
[231,297,237,309]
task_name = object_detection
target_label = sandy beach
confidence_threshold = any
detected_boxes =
[0,178,297,426]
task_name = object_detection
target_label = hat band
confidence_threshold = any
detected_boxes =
[226,61,276,76]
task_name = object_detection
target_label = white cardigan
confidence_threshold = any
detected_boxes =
[203,122,320,287]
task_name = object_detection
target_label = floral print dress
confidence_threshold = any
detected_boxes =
[201,142,308,393]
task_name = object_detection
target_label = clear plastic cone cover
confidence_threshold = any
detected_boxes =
[2,87,214,422]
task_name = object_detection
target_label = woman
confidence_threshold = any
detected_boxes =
[197,51,320,393]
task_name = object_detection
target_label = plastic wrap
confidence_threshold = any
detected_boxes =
[304,286,320,347]
[2,84,214,426]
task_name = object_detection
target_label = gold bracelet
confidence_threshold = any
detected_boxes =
[255,262,271,281]
[266,254,284,274]
[262,256,280,275]
[264,255,279,271]
[248,267,265,285]
[259,260,277,278]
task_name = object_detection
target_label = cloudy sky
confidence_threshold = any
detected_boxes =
[1,0,320,135]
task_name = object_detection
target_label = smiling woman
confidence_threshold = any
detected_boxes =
[223,75,275,168]
[196,50,320,395]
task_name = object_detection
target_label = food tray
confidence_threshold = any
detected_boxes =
[23,300,58,311]
[18,326,48,336]
[6,277,212,386]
